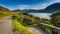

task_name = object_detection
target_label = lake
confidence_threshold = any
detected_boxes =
[29,13,52,18]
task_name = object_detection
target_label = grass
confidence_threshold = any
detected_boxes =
[0,11,11,18]
[12,20,31,34]
[0,11,16,19]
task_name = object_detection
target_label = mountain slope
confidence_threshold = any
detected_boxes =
[0,6,12,18]
[44,3,60,13]
[0,6,10,12]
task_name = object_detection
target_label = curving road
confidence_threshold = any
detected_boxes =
[0,16,13,34]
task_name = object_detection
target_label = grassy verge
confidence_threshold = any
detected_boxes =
[12,20,31,34]
[0,11,11,18]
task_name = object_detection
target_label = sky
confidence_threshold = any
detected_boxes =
[0,0,60,10]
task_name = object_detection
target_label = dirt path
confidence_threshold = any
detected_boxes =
[28,27,46,34]
[0,16,13,34]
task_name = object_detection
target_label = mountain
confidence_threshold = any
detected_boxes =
[44,3,60,13]
[22,9,40,13]
[13,9,22,13]
[22,3,60,13]
[14,9,45,13]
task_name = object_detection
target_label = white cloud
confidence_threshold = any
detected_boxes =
[41,0,60,9]
[32,1,59,9]
[17,3,49,10]
[54,0,60,2]
[17,2,55,10]
[31,3,53,9]
[32,0,60,9]
[40,2,54,8]
[18,5,30,10]
[40,3,48,9]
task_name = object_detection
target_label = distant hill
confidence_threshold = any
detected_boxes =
[13,9,23,13]
[13,9,46,13]
[13,3,60,13]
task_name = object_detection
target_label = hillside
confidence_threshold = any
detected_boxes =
[0,6,14,18]
[45,3,60,13]
[12,10,50,34]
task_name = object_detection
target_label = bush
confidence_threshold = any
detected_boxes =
[12,20,31,34]
[51,11,60,27]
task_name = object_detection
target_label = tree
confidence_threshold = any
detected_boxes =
[51,11,60,27]
[22,18,32,26]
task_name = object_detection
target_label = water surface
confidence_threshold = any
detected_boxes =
[29,13,52,18]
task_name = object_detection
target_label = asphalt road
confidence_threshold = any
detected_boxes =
[0,16,13,34]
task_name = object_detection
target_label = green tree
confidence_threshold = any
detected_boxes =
[51,11,60,27]
[22,18,32,26]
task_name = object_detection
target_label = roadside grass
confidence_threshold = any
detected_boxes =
[0,12,10,18]
[0,11,16,19]
[12,20,31,34]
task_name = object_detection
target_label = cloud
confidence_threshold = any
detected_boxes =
[40,3,48,9]
[31,3,53,9]
[41,0,60,9]
[32,1,58,9]
[18,5,30,10]
[40,2,54,8]
[17,3,49,10]
[32,0,60,9]
[54,0,60,2]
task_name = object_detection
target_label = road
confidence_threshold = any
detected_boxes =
[0,16,13,34]
[28,27,46,34]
